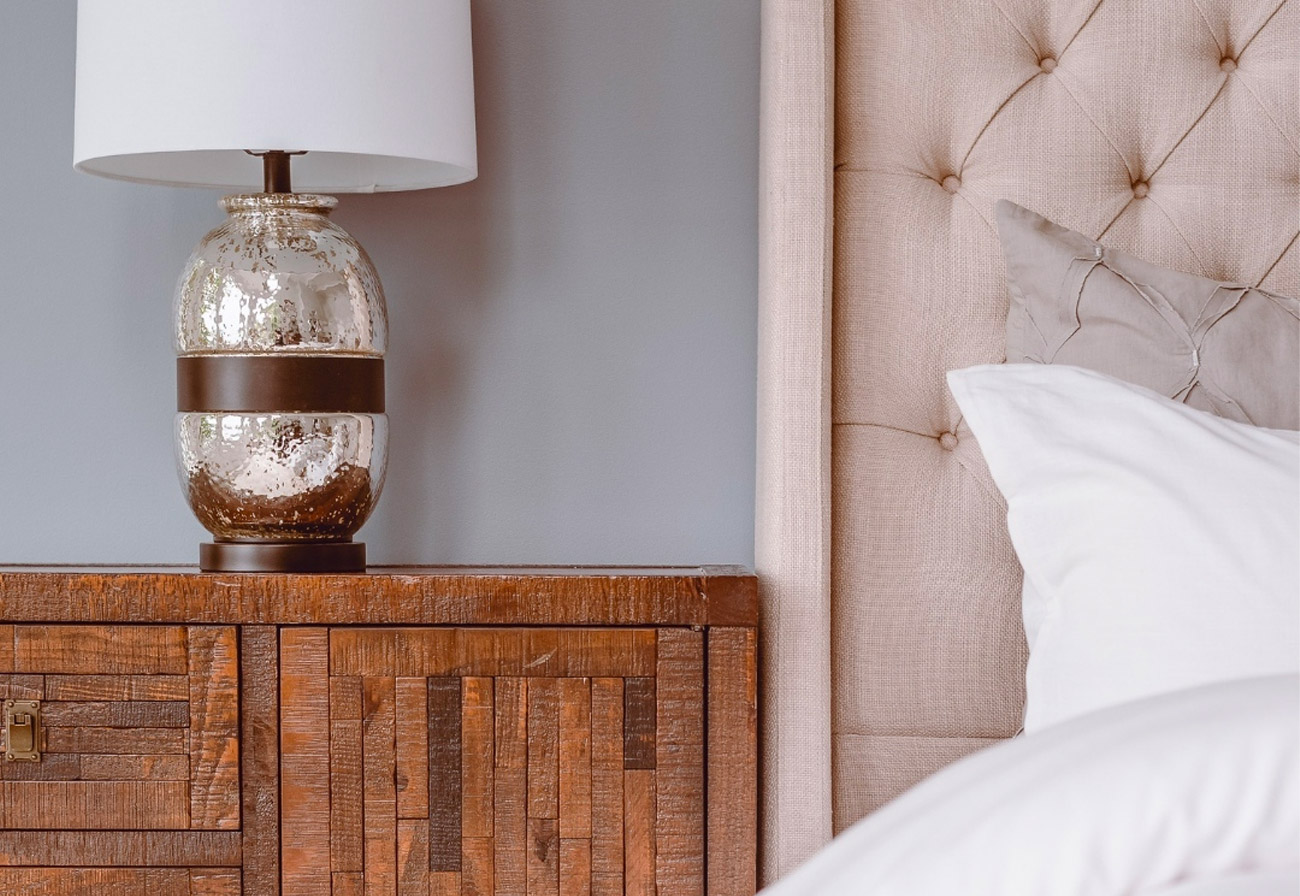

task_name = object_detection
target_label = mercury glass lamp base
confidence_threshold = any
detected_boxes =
[199,540,366,573]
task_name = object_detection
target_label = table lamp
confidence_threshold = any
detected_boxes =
[73,0,477,572]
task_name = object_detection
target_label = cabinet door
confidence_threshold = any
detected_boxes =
[280,627,705,896]
[0,624,241,894]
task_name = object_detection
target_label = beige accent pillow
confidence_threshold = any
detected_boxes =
[997,200,1300,429]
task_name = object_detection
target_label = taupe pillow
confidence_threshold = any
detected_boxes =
[996,200,1300,429]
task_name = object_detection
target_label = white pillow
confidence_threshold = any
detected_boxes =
[947,364,1300,731]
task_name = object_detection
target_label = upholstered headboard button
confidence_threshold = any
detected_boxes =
[1038,56,1057,73]
[941,175,962,193]
[1220,56,1238,72]
[1132,181,1150,198]
[938,432,959,451]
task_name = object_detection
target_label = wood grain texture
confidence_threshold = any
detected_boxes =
[0,753,81,781]
[559,838,591,896]
[329,669,364,875]
[427,676,462,872]
[0,673,44,699]
[558,678,591,839]
[331,628,656,678]
[333,872,364,896]
[655,628,705,896]
[0,867,190,893]
[707,628,758,896]
[623,769,656,896]
[461,677,494,840]
[461,837,494,896]
[13,625,187,675]
[396,677,430,820]
[622,677,656,770]
[526,678,559,820]
[43,675,190,702]
[43,726,187,755]
[0,626,13,672]
[39,701,188,727]
[398,818,429,896]
[190,867,241,895]
[427,871,460,896]
[78,754,189,781]
[280,627,331,896]
[0,567,757,627]
[0,781,189,829]
[189,626,240,830]
[493,678,527,896]
[240,625,279,896]
[525,817,559,896]
[363,676,398,896]
[589,678,624,893]
[0,830,239,866]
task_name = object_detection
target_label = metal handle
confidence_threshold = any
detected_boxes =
[4,699,41,762]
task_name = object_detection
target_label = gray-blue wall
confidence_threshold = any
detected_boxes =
[0,1,758,565]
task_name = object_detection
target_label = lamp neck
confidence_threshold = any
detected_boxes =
[262,151,294,194]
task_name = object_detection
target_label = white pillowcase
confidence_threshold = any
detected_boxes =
[947,364,1300,731]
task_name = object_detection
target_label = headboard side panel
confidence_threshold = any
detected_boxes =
[831,0,1299,830]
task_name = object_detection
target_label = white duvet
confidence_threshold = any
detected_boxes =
[762,675,1299,896]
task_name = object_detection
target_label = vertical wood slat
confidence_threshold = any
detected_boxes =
[461,836,495,896]
[364,676,398,896]
[397,818,429,896]
[280,628,331,896]
[189,626,241,830]
[427,677,462,872]
[707,628,759,896]
[331,676,364,875]
[559,838,592,896]
[493,678,527,896]
[397,677,430,820]
[558,678,591,839]
[428,871,461,896]
[589,678,624,896]
[461,678,494,839]
[526,678,559,820]
[526,817,559,896]
[622,678,656,770]
[241,626,280,896]
[623,769,656,896]
[655,629,705,896]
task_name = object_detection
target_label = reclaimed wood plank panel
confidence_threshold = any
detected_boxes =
[0,567,758,628]
[190,867,241,895]
[622,677,656,770]
[189,626,240,831]
[0,753,81,781]
[0,867,190,893]
[396,677,430,820]
[280,627,331,896]
[13,625,187,675]
[623,769,656,896]
[559,839,591,896]
[363,675,398,896]
[558,678,591,839]
[0,674,43,700]
[655,628,705,896]
[0,626,13,672]
[0,830,239,866]
[525,817,558,896]
[461,677,494,839]
[43,726,187,755]
[589,678,624,893]
[43,674,190,702]
[330,717,364,874]
[428,872,461,896]
[79,754,189,781]
[527,678,559,820]
[398,818,430,896]
[461,837,494,896]
[240,626,279,896]
[331,675,363,721]
[427,676,462,872]
[39,701,189,728]
[0,781,189,829]
[333,872,364,896]
[707,627,758,896]
[493,678,527,896]
[337,629,656,678]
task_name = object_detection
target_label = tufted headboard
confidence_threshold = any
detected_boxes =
[756,0,1299,884]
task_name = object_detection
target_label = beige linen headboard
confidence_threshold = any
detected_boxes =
[757,0,1299,883]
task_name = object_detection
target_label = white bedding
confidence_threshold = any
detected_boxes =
[761,675,1299,896]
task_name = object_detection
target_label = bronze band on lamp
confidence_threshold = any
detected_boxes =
[199,540,367,573]
[177,356,385,413]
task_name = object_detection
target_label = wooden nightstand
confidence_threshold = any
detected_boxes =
[0,566,757,896]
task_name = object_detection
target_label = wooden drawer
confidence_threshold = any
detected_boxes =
[0,624,242,892]
[280,626,747,896]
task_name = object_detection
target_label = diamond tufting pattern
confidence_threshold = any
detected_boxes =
[830,0,1298,829]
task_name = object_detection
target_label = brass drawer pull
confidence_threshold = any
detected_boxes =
[4,699,42,762]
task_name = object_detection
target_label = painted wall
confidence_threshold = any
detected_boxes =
[0,2,758,565]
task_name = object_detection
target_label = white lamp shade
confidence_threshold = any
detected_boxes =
[74,0,477,192]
